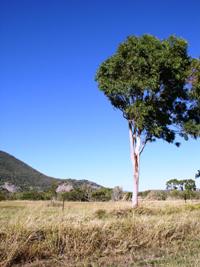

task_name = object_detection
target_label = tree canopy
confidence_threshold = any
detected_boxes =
[96,35,200,146]
[166,179,196,191]
[96,35,200,207]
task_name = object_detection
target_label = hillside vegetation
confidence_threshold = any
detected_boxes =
[0,151,101,191]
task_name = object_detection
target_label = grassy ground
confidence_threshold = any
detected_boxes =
[1,200,200,266]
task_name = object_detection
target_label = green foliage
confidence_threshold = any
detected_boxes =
[166,179,196,191]
[96,34,200,144]
[145,190,167,200]
[91,188,112,201]
[60,188,89,202]
[184,179,196,191]
[169,189,197,201]
[184,59,200,137]
[168,189,182,199]
[12,191,52,200]
[0,151,58,191]
[0,191,6,201]
[166,179,182,190]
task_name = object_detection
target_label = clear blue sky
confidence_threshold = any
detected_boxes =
[0,0,199,191]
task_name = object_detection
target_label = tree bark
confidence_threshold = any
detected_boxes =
[132,151,140,207]
[128,122,140,208]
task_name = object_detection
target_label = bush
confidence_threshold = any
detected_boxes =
[146,190,167,200]
[14,191,51,200]
[91,188,112,201]
[94,209,107,219]
[0,191,6,201]
[59,188,89,202]
[138,190,151,198]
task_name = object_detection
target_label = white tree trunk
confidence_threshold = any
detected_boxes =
[132,151,140,207]
[129,123,140,208]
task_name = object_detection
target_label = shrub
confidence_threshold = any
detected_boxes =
[146,190,167,200]
[94,209,107,219]
[138,190,151,198]
[59,188,89,202]
[91,188,112,201]
[14,191,50,200]
[0,191,6,201]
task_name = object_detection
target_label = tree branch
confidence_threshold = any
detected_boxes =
[139,137,151,155]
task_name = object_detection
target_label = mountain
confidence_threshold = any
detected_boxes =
[0,151,102,192]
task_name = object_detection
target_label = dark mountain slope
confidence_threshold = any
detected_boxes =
[0,151,101,191]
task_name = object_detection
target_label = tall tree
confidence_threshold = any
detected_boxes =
[166,178,196,191]
[95,35,200,207]
[166,179,180,190]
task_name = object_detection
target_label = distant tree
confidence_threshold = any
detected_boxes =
[91,188,112,201]
[166,179,196,191]
[96,35,200,207]
[80,185,93,201]
[166,179,180,190]
[61,188,89,202]
[17,191,47,200]
[184,179,196,191]
[48,181,58,205]
[112,186,123,201]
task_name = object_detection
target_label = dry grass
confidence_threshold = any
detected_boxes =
[1,200,200,266]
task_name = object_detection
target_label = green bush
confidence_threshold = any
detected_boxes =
[59,188,89,202]
[13,191,51,200]
[91,188,112,201]
[0,191,6,201]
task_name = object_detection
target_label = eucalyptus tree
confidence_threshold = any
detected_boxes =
[95,35,200,207]
[166,179,180,190]
[166,179,196,191]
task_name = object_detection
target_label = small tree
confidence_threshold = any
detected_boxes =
[166,179,196,191]
[184,179,196,191]
[166,179,180,190]
[91,188,112,201]
[96,35,200,207]
[48,181,58,206]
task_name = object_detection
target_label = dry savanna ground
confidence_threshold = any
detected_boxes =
[1,200,200,267]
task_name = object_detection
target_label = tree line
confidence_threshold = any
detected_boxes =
[0,186,124,202]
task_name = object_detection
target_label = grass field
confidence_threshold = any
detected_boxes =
[1,200,200,266]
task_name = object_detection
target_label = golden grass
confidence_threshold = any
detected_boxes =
[1,200,200,266]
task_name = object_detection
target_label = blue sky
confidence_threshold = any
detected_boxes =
[0,0,199,191]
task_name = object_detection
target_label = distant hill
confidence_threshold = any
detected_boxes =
[0,151,102,192]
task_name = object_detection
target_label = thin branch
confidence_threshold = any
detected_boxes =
[139,137,151,155]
